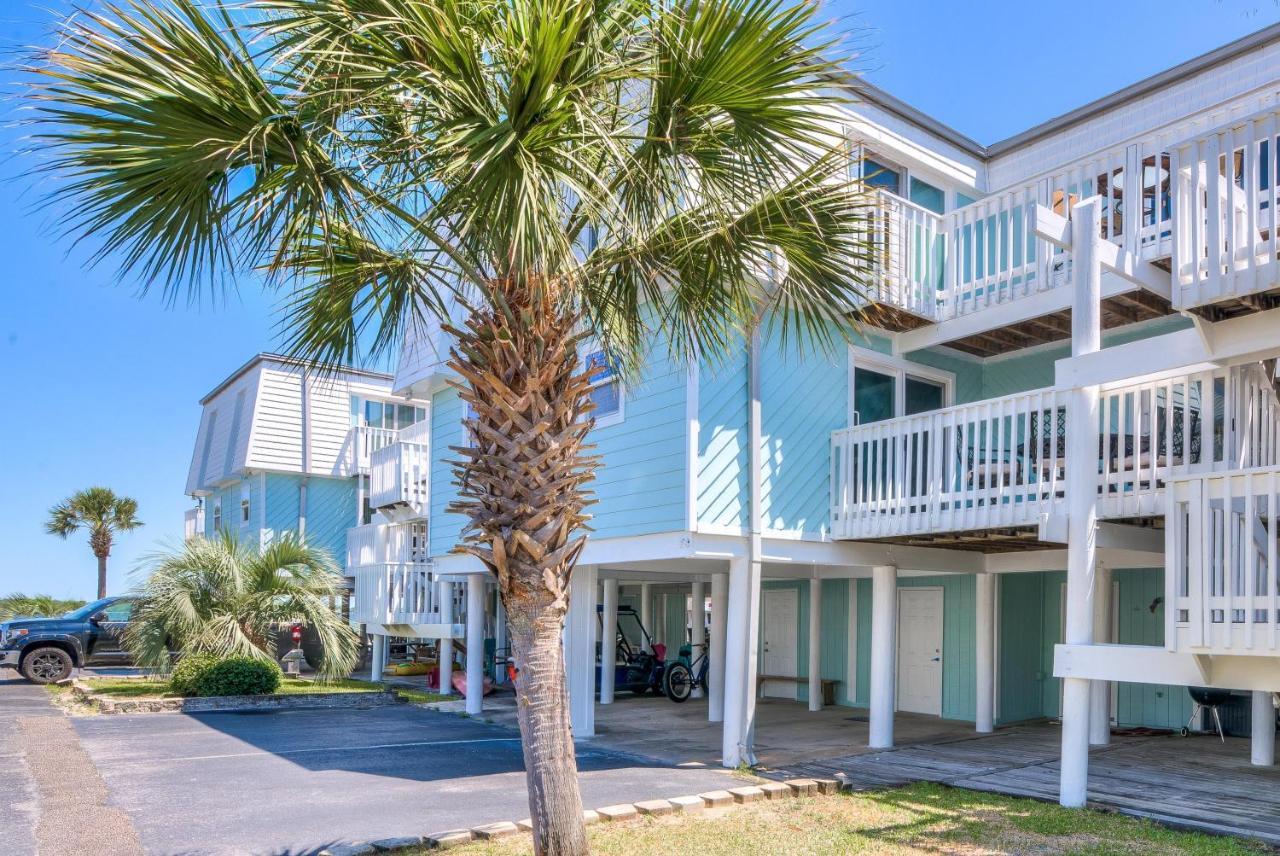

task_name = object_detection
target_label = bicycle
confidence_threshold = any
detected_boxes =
[662,641,708,703]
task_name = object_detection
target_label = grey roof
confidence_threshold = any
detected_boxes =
[851,21,1280,161]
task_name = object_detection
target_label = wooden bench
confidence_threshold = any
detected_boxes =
[757,674,838,706]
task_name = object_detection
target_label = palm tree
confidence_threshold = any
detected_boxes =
[125,532,360,679]
[0,594,87,621]
[46,487,143,599]
[26,2,876,851]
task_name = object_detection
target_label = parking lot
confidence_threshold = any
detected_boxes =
[1,675,739,855]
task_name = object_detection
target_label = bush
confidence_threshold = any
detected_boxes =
[168,653,220,697]
[192,656,282,697]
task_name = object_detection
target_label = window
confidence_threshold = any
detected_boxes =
[240,483,251,525]
[585,349,623,426]
[849,347,952,425]
[212,500,222,532]
[909,177,945,215]
[350,396,427,430]
[863,157,902,195]
[100,600,133,622]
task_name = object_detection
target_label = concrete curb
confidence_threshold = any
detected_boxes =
[317,776,847,854]
[69,679,400,715]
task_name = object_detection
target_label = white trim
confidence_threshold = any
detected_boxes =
[847,578,859,706]
[685,356,699,532]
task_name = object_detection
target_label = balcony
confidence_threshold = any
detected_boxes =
[368,421,429,520]
[1171,105,1280,316]
[339,425,400,476]
[1166,465,1280,656]
[830,363,1280,543]
[351,562,462,636]
[183,506,203,540]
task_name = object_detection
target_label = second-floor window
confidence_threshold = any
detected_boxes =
[212,501,222,532]
[351,397,427,431]
[863,155,946,215]
[585,349,623,427]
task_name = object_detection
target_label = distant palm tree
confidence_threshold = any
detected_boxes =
[125,532,360,680]
[0,593,86,621]
[46,487,143,599]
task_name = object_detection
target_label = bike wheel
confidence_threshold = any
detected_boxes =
[663,662,693,703]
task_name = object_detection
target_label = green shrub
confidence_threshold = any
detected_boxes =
[192,656,282,697]
[168,653,220,697]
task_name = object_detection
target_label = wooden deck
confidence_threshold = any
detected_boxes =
[762,725,1280,846]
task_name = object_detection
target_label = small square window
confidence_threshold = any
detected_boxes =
[584,349,623,426]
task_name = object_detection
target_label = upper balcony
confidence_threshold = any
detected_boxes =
[861,104,1280,355]
[830,362,1280,547]
[338,425,401,476]
[369,430,430,520]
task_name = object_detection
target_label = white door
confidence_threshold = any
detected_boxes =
[897,588,944,715]
[761,589,799,699]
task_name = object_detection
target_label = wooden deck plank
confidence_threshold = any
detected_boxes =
[761,725,1280,845]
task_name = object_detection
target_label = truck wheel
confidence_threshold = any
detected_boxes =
[21,647,73,684]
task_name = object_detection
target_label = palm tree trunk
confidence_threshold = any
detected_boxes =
[447,282,597,856]
[97,554,108,599]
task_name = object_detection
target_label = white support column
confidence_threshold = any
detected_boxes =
[975,573,996,734]
[493,591,507,683]
[465,574,485,715]
[370,633,386,682]
[437,580,455,695]
[563,565,598,737]
[721,556,751,766]
[869,565,898,749]
[1252,691,1276,766]
[1060,197,1103,809]
[709,572,728,723]
[808,577,822,712]
[639,583,653,652]
[1089,564,1114,746]
[690,580,706,699]
[599,578,619,705]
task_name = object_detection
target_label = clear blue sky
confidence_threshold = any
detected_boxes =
[0,0,1275,601]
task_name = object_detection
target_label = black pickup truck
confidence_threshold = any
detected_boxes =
[0,596,134,683]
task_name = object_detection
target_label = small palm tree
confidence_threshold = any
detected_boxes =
[125,532,360,680]
[0,593,87,621]
[46,487,143,599]
[27,2,875,851]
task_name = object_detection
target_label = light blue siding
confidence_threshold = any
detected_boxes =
[759,333,846,536]
[264,474,302,540]
[759,579,855,706]
[429,387,467,556]
[697,351,749,530]
[1114,568,1193,729]
[591,338,688,538]
[303,476,356,566]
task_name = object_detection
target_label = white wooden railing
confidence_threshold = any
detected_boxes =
[831,363,1280,539]
[346,521,429,569]
[861,145,1175,324]
[369,441,430,514]
[351,562,437,626]
[1171,105,1280,310]
[858,190,945,320]
[831,387,1071,538]
[339,426,400,476]
[1166,466,1280,656]
[183,507,204,540]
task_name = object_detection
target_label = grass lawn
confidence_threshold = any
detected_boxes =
[419,782,1268,856]
[58,676,445,702]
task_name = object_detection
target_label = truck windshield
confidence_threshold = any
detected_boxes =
[61,597,115,621]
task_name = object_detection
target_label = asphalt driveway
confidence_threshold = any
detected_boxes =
[67,701,739,855]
